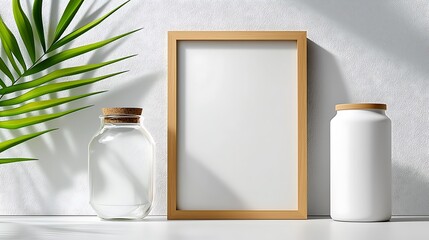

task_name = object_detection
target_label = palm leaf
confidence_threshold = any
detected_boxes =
[49,1,130,52]
[1,55,135,94]
[52,0,84,43]
[0,129,56,152]
[0,106,90,129]
[13,0,36,62]
[0,26,21,75]
[0,43,21,75]
[24,29,139,76]
[0,16,26,71]
[0,78,6,88]
[0,72,124,106]
[0,91,105,117]
[0,1,137,163]
[0,129,57,164]
[32,0,46,52]
[0,158,36,164]
[0,57,14,82]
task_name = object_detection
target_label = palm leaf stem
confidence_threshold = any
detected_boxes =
[0,31,69,100]
[0,52,46,101]
[0,24,105,99]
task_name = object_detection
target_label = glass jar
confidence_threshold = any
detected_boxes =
[330,103,391,222]
[88,108,155,220]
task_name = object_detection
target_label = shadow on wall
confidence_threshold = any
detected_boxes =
[176,154,244,210]
[47,0,61,45]
[392,162,429,215]
[74,1,110,29]
[299,0,429,77]
[307,40,348,215]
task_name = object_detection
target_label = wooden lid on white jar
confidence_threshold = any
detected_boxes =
[335,103,387,111]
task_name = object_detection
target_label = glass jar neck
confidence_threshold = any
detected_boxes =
[99,115,142,126]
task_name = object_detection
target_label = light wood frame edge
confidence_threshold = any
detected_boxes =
[167,31,307,220]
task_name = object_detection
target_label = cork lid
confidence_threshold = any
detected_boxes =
[335,103,387,111]
[102,108,142,116]
[102,108,142,123]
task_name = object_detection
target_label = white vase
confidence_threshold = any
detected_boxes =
[330,103,391,222]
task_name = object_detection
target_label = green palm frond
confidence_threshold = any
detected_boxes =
[0,129,57,152]
[0,55,134,95]
[0,0,135,164]
[0,79,6,88]
[49,1,130,52]
[0,57,14,82]
[0,72,125,106]
[32,0,46,51]
[0,158,37,164]
[0,129,57,164]
[24,29,139,76]
[0,92,104,117]
[53,0,84,43]
[13,0,36,62]
[0,16,25,74]
[0,106,91,129]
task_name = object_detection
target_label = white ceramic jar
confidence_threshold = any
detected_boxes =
[330,103,391,222]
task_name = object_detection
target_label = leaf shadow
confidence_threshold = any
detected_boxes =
[46,0,61,46]
[74,1,110,30]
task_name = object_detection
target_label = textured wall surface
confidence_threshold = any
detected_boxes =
[0,0,427,216]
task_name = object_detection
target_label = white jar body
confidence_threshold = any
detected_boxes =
[330,109,391,221]
[88,121,155,219]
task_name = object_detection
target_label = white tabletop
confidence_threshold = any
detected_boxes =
[0,216,428,240]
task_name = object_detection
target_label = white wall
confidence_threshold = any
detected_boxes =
[0,0,427,216]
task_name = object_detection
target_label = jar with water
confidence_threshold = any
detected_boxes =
[88,108,155,219]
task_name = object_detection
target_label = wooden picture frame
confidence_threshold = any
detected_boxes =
[168,31,307,220]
